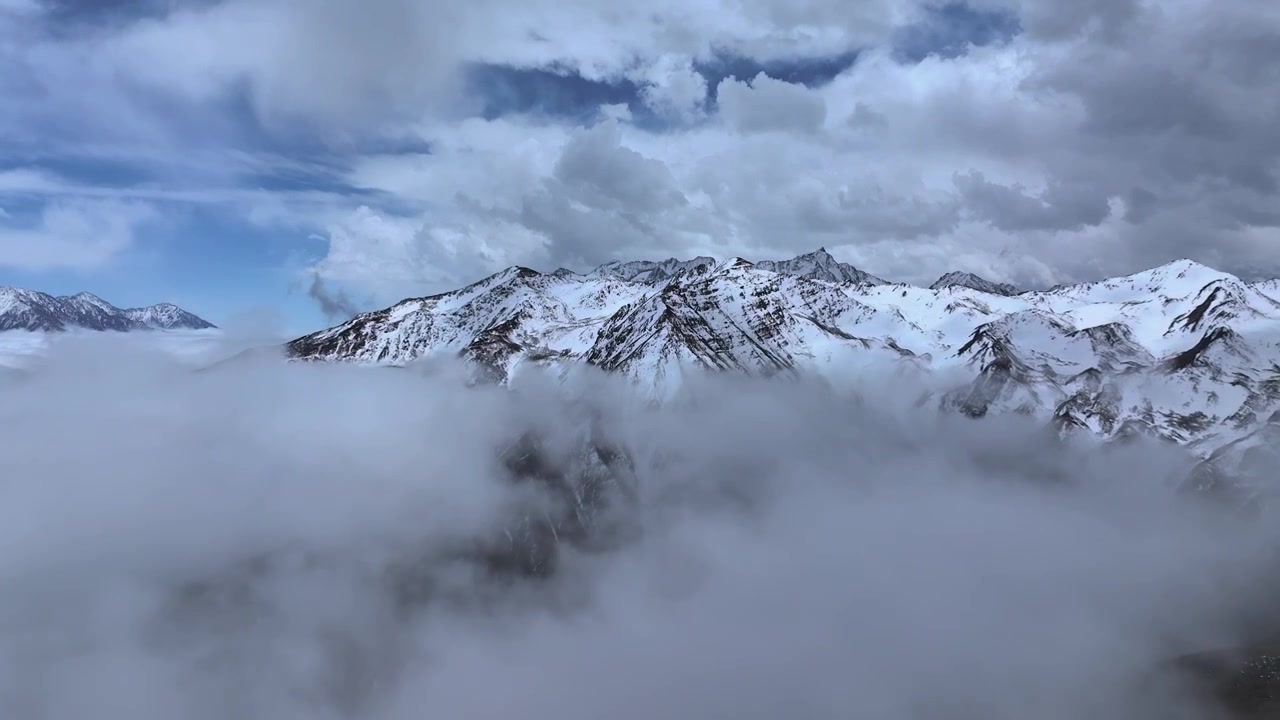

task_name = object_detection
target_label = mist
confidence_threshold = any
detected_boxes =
[0,336,1276,719]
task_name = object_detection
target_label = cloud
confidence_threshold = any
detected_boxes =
[8,0,894,144]
[97,0,470,133]
[308,208,440,294]
[633,55,709,123]
[551,122,688,216]
[716,73,828,133]
[0,340,1276,717]
[310,205,553,305]
[0,199,156,272]
[1010,0,1140,40]
[598,103,633,123]
[891,1,1021,62]
[4,0,1280,302]
[305,272,359,322]
[954,170,1112,232]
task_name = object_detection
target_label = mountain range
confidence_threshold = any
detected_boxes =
[0,288,215,332]
[285,250,1280,494]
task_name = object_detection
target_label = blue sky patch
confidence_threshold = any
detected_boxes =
[893,2,1021,63]
[466,50,864,130]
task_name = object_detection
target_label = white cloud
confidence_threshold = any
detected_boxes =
[321,104,969,298]
[633,55,709,123]
[716,73,828,134]
[99,0,469,133]
[42,0,902,140]
[306,42,1070,297]
[303,0,1280,303]
[0,200,157,272]
[0,342,1272,717]
[4,0,1279,305]
[598,103,633,124]
[309,208,437,293]
[311,205,552,304]
[552,122,688,216]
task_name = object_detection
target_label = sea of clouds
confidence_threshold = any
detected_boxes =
[0,330,1276,719]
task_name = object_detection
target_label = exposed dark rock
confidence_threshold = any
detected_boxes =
[473,419,640,579]
[1165,327,1239,372]
[1167,634,1280,717]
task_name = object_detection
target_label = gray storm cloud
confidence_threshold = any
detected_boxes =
[0,336,1276,718]
[307,272,361,322]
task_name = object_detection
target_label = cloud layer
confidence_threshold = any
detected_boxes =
[0,0,1276,311]
[1,337,1278,717]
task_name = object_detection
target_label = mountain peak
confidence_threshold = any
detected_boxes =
[591,256,717,283]
[124,303,217,330]
[496,266,541,281]
[931,271,1023,296]
[794,247,834,261]
[1145,258,1230,281]
[0,287,213,332]
[755,249,886,285]
[62,291,118,309]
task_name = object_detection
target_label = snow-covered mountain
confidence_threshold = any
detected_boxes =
[0,288,215,332]
[753,248,888,285]
[122,303,216,330]
[286,253,1280,460]
[591,256,717,283]
[930,271,1022,296]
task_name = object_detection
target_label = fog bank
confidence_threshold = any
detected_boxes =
[0,337,1275,718]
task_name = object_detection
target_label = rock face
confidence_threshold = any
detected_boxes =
[480,418,640,578]
[286,254,1280,461]
[0,288,214,332]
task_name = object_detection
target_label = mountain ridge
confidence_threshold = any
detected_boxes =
[286,254,1280,481]
[930,271,1023,296]
[0,287,215,332]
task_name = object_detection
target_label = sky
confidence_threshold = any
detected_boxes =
[0,0,1277,333]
